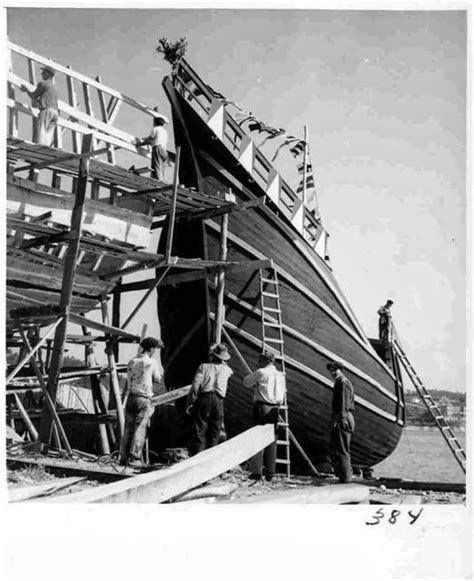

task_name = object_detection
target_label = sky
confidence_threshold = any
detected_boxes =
[6,7,468,391]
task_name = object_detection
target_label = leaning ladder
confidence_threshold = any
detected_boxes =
[259,266,291,477]
[392,330,466,474]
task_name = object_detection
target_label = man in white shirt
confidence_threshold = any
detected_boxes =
[119,337,164,468]
[243,350,286,481]
[136,112,169,181]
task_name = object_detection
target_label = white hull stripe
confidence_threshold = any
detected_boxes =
[217,316,399,424]
[206,219,397,382]
[216,285,400,405]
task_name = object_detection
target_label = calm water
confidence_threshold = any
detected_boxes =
[373,427,466,483]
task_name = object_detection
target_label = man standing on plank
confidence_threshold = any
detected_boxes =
[21,65,59,147]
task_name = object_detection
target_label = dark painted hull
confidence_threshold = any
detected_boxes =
[158,85,404,471]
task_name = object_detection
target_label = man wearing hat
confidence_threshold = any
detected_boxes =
[21,65,59,147]
[187,343,234,456]
[119,337,164,467]
[243,350,286,481]
[135,107,169,181]
[377,299,394,342]
[326,361,355,483]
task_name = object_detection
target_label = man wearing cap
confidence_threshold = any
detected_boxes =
[243,351,286,481]
[21,65,59,146]
[119,337,164,468]
[187,343,234,456]
[377,299,394,342]
[327,362,355,483]
[136,108,168,181]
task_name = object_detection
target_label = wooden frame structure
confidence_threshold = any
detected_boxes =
[6,41,320,481]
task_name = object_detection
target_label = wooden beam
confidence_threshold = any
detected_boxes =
[214,211,228,344]
[68,313,139,341]
[180,197,265,222]
[6,318,62,384]
[9,476,86,502]
[151,385,191,408]
[9,41,169,122]
[165,147,181,261]
[100,295,125,438]
[50,425,275,503]
[39,134,93,446]
[120,270,206,293]
[20,231,70,250]
[14,315,71,453]
[13,146,109,174]
[231,483,370,505]
[12,393,38,441]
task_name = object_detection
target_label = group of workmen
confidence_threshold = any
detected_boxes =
[119,301,395,479]
[21,66,169,181]
[119,337,356,483]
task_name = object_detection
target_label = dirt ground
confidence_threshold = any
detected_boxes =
[6,464,466,504]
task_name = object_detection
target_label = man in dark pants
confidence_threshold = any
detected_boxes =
[327,361,355,483]
[119,337,164,468]
[187,343,233,456]
[243,351,286,481]
[377,299,394,342]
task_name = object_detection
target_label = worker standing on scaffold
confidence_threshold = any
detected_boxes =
[20,65,59,147]
[135,107,169,181]
[378,299,394,342]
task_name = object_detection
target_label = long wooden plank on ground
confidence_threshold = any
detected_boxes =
[50,425,274,503]
[231,483,370,504]
[9,476,86,502]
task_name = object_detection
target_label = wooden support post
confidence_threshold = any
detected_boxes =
[111,284,121,361]
[12,393,38,441]
[27,58,36,141]
[96,75,115,164]
[38,133,93,445]
[80,320,109,453]
[214,211,228,345]
[8,82,19,137]
[14,315,71,453]
[100,295,125,439]
[66,66,80,153]
[165,146,181,262]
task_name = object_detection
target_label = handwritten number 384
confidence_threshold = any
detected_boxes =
[365,508,423,526]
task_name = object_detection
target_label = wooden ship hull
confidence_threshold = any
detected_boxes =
[157,63,406,471]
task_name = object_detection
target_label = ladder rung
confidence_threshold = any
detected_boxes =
[264,307,281,313]
[263,322,281,328]
[262,291,279,298]
[278,422,289,427]
[276,440,290,446]
[265,337,283,344]
[261,277,277,285]
[275,459,290,465]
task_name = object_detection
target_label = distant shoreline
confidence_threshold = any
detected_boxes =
[404,424,466,433]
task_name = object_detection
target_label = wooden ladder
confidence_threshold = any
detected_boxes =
[392,331,466,474]
[259,266,291,477]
